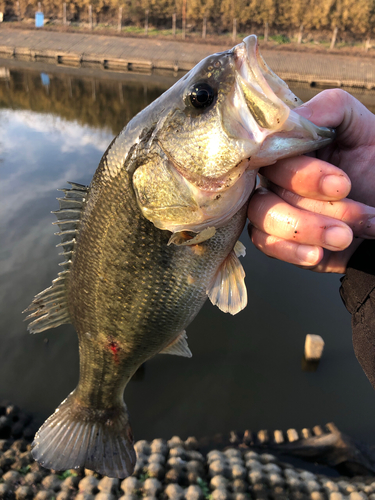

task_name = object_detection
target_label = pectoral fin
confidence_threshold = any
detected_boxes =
[207,250,247,315]
[160,331,192,358]
[168,227,216,246]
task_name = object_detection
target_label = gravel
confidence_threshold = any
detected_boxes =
[2,402,375,499]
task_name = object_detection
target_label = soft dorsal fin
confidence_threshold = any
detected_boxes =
[23,182,89,334]
[160,331,192,358]
[207,248,247,315]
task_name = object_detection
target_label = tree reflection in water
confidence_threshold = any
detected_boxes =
[0,64,175,135]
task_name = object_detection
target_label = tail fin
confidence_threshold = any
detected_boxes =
[31,392,136,478]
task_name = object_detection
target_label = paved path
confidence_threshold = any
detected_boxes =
[0,27,229,70]
[0,26,375,87]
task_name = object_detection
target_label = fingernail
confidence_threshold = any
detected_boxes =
[324,226,352,249]
[296,245,321,265]
[294,105,312,119]
[320,174,350,198]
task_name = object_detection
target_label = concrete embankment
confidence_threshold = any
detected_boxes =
[0,27,375,88]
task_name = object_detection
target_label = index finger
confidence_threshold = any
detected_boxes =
[293,89,375,148]
[259,155,351,201]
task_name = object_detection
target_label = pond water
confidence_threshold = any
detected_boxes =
[1,58,375,450]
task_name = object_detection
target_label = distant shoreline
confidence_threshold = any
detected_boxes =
[0,25,374,89]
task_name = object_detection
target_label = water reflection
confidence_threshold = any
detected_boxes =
[0,67,10,80]
[1,60,375,447]
[0,109,112,423]
[0,63,166,135]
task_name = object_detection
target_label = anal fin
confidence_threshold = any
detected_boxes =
[207,250,247,315]
[160,331,192,358]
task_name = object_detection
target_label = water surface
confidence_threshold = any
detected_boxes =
[1,59,375,447]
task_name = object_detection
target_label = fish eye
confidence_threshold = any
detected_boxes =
[188,83,215,109]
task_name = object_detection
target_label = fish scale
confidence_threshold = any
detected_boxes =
[25,35,335,478]
[70,160,247,400]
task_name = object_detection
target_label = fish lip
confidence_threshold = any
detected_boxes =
[233,45,245,71]
[232,39,251,82]
[233,35,278,101]
[317,125,336,139]
[232,35,336,144]
[232,36,292,134]
[238,35,303,110]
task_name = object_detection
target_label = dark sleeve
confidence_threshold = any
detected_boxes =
[340,239,375,389]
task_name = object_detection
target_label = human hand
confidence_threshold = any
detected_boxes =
[247,89,375,273]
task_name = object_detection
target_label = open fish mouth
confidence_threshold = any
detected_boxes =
[228,35,335,167]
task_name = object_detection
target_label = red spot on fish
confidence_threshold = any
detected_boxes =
[108,340,120,365]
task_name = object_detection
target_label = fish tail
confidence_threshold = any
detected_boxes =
[31,392,136,478]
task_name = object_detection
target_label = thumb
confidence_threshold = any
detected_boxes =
[293,89,375,149]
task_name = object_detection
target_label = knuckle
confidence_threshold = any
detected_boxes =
[333,200,363,225]
[322,88,349,107]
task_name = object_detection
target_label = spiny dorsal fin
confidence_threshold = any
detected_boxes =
[23,182,89,334]
[207,249,247,315]
[160,331,192,358]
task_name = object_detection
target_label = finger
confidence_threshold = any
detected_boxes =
[249,225,363,273]
[248,188,353,251]
[309,239,364,273]
[293,89,375,149]
[259,156,351,201]
[249,225,323,267]
[268,181,375,238]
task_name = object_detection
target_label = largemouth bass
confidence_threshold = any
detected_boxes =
[25,35,334,478]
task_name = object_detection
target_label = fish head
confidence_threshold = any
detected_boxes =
[132,35,334,236]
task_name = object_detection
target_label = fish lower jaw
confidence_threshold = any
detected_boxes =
[248,128,334,168]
